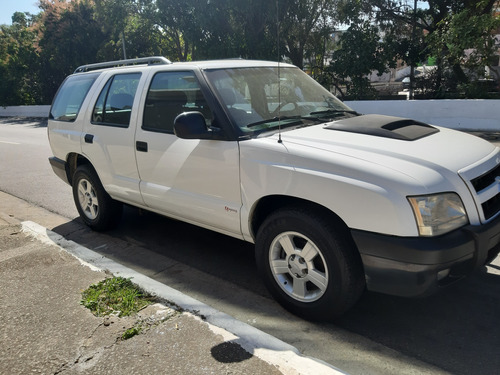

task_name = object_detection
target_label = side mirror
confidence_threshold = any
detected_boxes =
[174,111,222,140]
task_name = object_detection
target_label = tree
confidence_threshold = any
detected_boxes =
[326,21,393,99]
[151,0,343,64]
[319,0,402,98]
[424,2,500,95]
[0,12,41,105]
[303,16,337,79]
[153,0,277,61]
[339,0,500,96]
[37,0,109,102]
[228,0,277,60]
[93,0,133,59]
[94,0,174,61]
[279,0,340,69]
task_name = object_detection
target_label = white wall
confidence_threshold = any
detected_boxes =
[345,99,500,131]
[0,105,50,118]
[2,100,500,131]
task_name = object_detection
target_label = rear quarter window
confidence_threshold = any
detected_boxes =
[50,73,99,122]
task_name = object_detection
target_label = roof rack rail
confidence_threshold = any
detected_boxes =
[74,56,171,73]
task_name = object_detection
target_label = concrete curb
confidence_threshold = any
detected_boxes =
[21,220,346,375]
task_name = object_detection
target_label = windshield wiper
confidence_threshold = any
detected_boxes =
[308,109,358,117]
[247,116,305,128]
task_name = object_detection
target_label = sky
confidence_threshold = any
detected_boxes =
[1,0,40,25]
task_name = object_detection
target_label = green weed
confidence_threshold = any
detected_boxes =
[81,277,153,317]
[122,326,142,340]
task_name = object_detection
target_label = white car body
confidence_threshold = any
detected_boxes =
[47,57,500,318]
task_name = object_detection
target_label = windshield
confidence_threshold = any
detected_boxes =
[204,66,355,135]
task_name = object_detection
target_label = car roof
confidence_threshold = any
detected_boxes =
[73,58,296,75]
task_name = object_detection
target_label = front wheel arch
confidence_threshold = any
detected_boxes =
[255,206,365,320]
[251,195,351,240]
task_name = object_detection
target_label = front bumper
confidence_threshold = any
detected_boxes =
[352,214,500,297]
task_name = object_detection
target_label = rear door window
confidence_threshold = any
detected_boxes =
[92,73,142,127]
[50,73,99,122]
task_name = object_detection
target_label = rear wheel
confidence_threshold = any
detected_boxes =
[72,165,122,231]
[256,207,365,320]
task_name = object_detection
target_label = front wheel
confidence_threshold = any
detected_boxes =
[72,165,123,231]
[256,207,365,320]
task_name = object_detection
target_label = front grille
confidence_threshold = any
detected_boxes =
[469,161,500,221]
[471,163,500,192]
[482,192,500,220]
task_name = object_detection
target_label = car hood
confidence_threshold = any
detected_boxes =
[278,114,495,176]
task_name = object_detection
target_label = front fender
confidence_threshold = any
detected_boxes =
[239,138,456,240]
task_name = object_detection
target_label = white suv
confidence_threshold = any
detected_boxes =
[48,56,500,320]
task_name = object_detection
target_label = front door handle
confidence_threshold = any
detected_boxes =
[136,141,148,152]
[84,134,94,144]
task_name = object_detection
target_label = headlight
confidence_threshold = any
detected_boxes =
[408,193,468,236]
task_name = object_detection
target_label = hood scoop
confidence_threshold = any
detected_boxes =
[325,114,439,141]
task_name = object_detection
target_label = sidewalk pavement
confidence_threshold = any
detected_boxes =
[0,205,343,374]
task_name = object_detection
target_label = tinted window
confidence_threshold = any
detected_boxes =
[143,71,213,133]
[50,73,99,122]
[92,73,141,127]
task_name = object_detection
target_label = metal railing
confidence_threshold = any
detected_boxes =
[74,56,171,73]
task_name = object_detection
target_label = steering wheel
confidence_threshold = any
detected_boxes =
[270,101,298,117]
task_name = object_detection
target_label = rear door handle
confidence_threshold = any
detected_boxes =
[84,134,94,144]
[136,141,148,152]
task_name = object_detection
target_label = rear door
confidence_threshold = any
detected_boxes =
[134,70,242,237]
[81,70,146,205]
[48,72,100,163]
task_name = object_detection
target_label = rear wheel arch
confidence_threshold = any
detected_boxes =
[66,153,93,185]
[66,154,121,231]
[72,163,123,231]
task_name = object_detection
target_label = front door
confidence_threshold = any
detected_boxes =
[134,70,242,237]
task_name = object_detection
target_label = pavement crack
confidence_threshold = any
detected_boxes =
[52,319,121,374]
[54,305,179,374]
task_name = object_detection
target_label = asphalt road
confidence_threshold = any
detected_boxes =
[2,117,500,375]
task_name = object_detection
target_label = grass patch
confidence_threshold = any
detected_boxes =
[122,326,142,340]
[81,277,153,317]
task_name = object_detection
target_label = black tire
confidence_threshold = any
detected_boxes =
[72,164,123,231]
[255,207,365,321]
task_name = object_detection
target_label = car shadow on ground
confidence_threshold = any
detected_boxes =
[335,263,500,374]
[52,206,269,301]
[0,117,47,127]
[52,206,500,375]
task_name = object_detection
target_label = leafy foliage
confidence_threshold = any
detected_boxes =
[0,0,499,105]
[280,0,340,69]
[0,13,41,105]
[36,0,109,103]
[341,0,500,97]
[327,21,392,99]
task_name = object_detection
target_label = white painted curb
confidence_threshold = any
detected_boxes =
[21,220,347,375]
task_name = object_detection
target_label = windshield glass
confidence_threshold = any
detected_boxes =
[204,66,354,135]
